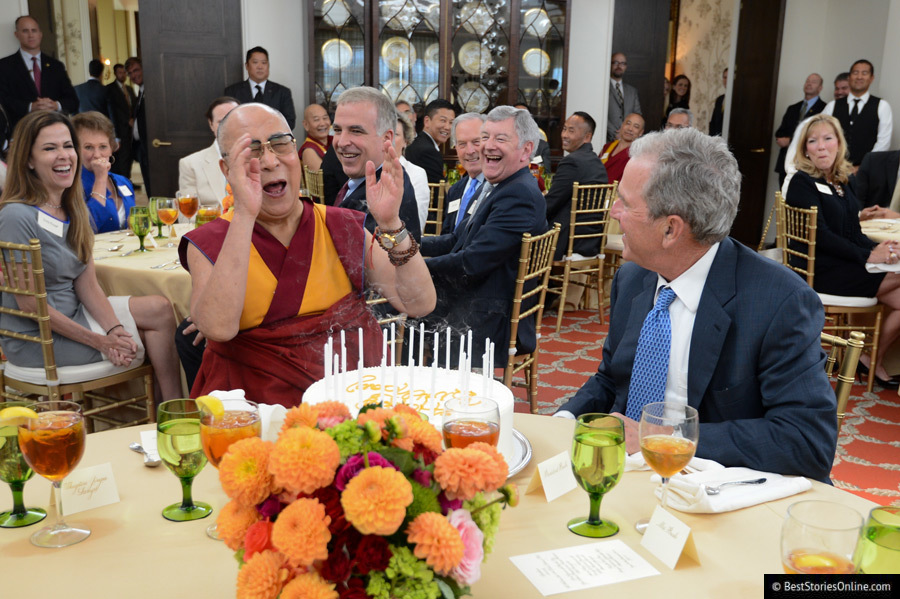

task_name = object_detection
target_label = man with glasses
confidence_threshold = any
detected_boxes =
[607,52,642,142]
[177,103,435,405]
[664,108,693,130]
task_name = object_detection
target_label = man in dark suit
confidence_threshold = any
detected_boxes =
[75,59,107,113]
[856,150,900,210]
[441,112,485,234]
[405,98,454,183]
[106,63,135,178]
[0,15,78,134]
[774,73,826,185]
[423,105,548,369]
[321,144,348,206]
[332,86,421,241]
[224,47,296,130]
[555,128,837,483]
[545,111,608,260]
[125,57,150,195]
[708,68,727,136]
[607,52,641,143]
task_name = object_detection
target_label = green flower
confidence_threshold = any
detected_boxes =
[406,480,441,522]
[366,545,441,599]
[327,420,379,460]
[465,493,501,557]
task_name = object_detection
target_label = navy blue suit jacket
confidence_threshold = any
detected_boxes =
[0,51,78,131]
[75,78,108,114]
[558,237,837,482]
[423,167,548,368]
[338,169,422,242]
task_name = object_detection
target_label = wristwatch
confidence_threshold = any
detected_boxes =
[376,227,409,250]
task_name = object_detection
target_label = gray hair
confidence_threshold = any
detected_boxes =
[486,105,540,159]
[668,107,694,127]
[216,103,289,155]
[628,128,740,244]
[395,111,415,146]
[336,86,397,136]
[450,112,486,146]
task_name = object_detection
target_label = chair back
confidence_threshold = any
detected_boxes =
[424,181,446,236]
[821,330,864,431]
[0,238,59,395]
[304,165,326,204]
[757,192,784,262]
[365,294,407,357]
[564,182,618,259]
[778,193,817,287]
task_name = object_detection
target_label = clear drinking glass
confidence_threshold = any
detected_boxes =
[442,397,500,449]
[176,190,200,228]
[568,413,625,538]
[854,506,900,573]
[157,399,212,522]
[17,400,89,547]
[0,400,47,528]
[128,206,151,252]
[195,204,222,228]
[782,500,862,574]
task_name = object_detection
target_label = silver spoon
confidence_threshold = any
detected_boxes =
[128,442,161,467]
[703,477,766,495]
[107,244,124,251]
[151,260,175,269]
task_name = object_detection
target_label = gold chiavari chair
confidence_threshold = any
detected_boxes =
[821,330,864,433]
[303,165,325,204]
[424,181,446,237]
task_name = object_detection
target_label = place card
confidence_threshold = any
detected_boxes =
[54,463,121,515]
[526,450,578,502]
[639,505,700,569]
[510,540,659,595]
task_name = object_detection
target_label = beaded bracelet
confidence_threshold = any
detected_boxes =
[387,235,420,267]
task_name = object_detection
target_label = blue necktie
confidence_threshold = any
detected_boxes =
[625,287,677,421]
[456,178,482,226]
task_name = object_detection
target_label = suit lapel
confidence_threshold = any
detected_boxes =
[687,239,737,411]
[14,53,39,96]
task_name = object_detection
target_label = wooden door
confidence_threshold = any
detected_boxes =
[612,0,670,135]
[728,0,786,246]
[137,0,243,197]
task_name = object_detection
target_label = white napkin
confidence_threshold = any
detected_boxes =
[625,452,724,473]
[138,429,160,461]
[650,466,811,513]
[865,262,900,273]
[208,389,287,443]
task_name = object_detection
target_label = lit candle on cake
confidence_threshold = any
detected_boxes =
[332,354,340,406]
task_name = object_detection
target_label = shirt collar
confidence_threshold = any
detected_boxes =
[654,242,720,313]
[249,79,268,93]
[423,130,440,151]
[805,95,820,107]
[849,90,870,103]
[20,48,40,65]
[610,77,622,85]
[347,164,383,195]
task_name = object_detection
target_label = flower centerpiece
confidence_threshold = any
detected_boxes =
[216,401,518,599]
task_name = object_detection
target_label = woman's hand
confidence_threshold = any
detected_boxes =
[860,206,900,221]
[95,328,138,367]
[868,240,900,264]
[88,156,112,180]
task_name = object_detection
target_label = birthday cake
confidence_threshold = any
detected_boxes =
[304,366,516,464]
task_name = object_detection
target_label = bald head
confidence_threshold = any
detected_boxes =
[217,103,290,155]
[804,73,823,99]
[302,103,331,144]
[14,16,42,53]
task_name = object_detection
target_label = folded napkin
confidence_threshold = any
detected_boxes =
[650,466,811,513]
[625,452,724,473]
[865,262,900,273]
[139,429,160,461]
[208,389,287,442]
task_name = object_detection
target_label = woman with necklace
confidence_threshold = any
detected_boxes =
[0,111,182,400]
[787,114,900,387]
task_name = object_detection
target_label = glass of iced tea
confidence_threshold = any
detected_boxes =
[782,500,862,574]
[156,197,179,247]
[17,400,89,547]
[0,400,47,528]
[635,402,698,533]
[158,399,212,522]
[176,190,200,228]
[568,413,625,538]
[853,506,900,574]
[200,398,260,539]
[195,204,222,228]
[442,397,500,449]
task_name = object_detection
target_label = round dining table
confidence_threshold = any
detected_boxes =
[1,414,876,597]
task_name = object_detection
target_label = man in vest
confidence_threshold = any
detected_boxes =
[826,59,892,170]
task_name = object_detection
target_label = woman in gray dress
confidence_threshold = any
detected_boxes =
[0,111,182,401]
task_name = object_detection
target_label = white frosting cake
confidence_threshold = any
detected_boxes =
[305,366,516,464]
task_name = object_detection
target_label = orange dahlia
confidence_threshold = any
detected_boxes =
[236,550,290,599]
[341,466,413,535]
[406,512,464,575]
[217,499,261,551]
[313,400,352,429]
[403,412,444,455]
[271,498,332,567]
[218,437,276,508]
[280,572,339,599]
[356,407,400,439]
[433,447,507,500]
[268,427,340,494]
[466,442,508,484]
[280,404,319,434]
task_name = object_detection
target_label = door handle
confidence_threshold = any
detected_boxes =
[750,148,765,153]
[152,139,172,148]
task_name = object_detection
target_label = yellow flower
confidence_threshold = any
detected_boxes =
[216,499,261,551]
[433,447,507,501]
[280,572,339,599]
[236,550,289,599]
[340,466,413,535]
[271,498,332,568]
[406,512,464,575]
[218,437,275,508]
[269,426,341,494]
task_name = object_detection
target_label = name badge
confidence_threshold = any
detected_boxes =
[447,199,460,214]
[815,182,833,195]
[468,200,479,215]
[117,184,132,197]
[37,210,64,237]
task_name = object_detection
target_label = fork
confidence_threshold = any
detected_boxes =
[703,478,767,495]
[151,260,176,269]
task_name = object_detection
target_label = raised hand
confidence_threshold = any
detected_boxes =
[89,156,112,179]
[365,140,404,230]
[222,133,263,219]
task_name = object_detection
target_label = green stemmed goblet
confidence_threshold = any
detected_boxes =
[568,413,625,538]
[157,399,212,522]
[0,401,47,528]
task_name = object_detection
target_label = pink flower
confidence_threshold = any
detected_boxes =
[412,468,432,487]
[447,509,484,586]
[334,452,397,491]
[439,491,463,514]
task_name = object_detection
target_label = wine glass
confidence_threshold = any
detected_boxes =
[148,197,167,239]
[156,198,179,247]
[128,206,151,252]
[199,398,260,539]
[635,402,698,532]
[567,413,625,538]
[157,399,212,522]
[176,190,200,228]
[195,204,222,228]
[442,397,500,449]
[854,506,900,573]
[782,500,862,573]
[17,400,89,547]
[0,401,47,528]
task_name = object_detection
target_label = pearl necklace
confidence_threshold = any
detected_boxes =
[42,201,62,209]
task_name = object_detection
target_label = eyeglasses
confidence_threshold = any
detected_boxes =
[611,61,627,66]
[223,133,296,159]
[665,123,690,130]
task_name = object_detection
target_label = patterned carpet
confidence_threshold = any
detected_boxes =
[507,309,900,506]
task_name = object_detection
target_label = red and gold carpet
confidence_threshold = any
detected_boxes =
[507,309,900,506]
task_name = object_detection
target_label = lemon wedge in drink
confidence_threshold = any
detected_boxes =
[0,406,39,427]
[195,395,224,418]
[794,553,838,570]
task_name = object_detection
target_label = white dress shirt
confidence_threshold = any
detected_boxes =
[20,49,61,112]
[249,80,268,96]
[400,156,429,228]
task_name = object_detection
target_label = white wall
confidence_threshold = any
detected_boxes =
[566,0,615,141]
[0,1,28,57]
